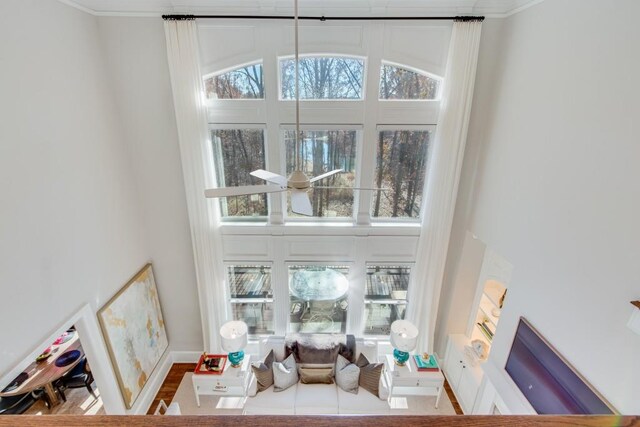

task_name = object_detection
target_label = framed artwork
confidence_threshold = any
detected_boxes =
[98,263,169,408]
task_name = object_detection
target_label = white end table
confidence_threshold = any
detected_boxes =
[383,354,445,408]
[192,355,251,407]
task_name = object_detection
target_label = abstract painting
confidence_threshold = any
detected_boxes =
[98,263,168,408]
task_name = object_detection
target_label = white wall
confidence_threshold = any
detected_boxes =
[443,0,640,414]
[0,0,147,374]
[0,1,199,414]
[96,17,203,353]
[435,18,505,356]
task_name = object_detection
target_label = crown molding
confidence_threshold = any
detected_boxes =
[57,0,546,19]
[499,0,545,18]
[57,0,99,15]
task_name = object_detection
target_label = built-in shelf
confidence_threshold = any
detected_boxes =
[484,280,506,308]
[478,293,499,327]
[467,248,512,355]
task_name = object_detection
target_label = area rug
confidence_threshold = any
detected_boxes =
[171,372,456,415]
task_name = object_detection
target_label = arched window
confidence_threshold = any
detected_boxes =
[280,56,365,100]
[204,62,264,99]
[379,63,441,100]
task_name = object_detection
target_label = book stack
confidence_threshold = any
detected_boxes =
[413,354,439,372]
[195,354,227,375]
[477,322,494,341]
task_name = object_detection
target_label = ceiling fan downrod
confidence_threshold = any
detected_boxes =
[294,0,302,174]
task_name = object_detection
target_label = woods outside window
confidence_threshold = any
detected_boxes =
[204,54,440,223]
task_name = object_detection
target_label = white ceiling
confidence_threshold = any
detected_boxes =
[58,0,545,18]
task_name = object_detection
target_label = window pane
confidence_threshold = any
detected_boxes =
[284,130,357,218]
[204,63,264,99]
[280,56,364,100]
[364,265,410,335]
[227,265,273,335]
[212,129,267,218]
[288,265,349,333]
[379,64,440,100]
[371,130,432,219]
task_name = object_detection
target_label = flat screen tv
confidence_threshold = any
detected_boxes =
[505,317,615,414]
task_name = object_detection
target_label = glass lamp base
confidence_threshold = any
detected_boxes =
[393,349,410,366]
[228,350,244,367]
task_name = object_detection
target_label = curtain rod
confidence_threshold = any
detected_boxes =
[162,14,484,22]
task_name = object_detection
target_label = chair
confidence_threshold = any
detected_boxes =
[308,300,336,318]
[55,357,95,401]
[0,392,38,415]
[153,399,181,415]
[31,388,53,410]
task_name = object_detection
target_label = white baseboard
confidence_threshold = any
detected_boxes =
[172,351,202,363]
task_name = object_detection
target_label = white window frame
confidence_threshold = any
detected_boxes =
[285,261,353,333]
[224,261,275,337]
[369,125,437,224]
[279,124,364,223]
[363,262,414,338]
[203,59,266,101]
[208,124,273,223]
[378,60,444,101]
[277,54,368,102]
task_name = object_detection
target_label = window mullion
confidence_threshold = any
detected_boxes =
[356,22,385,225]
[262,28,284,225]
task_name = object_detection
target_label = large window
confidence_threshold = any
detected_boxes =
[284,129,357,218]
[227,265,273,335]
[288,265,350,333]
[204,55,440,223]
[204,63,264,99]
[372,129,432,219]
[211,128,267,218]
[364,265,411,335]
[280,56,365,100]
[201,26,449,339]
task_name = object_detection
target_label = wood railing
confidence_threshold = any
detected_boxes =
[0,415,637,426]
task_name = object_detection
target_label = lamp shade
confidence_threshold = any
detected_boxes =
[390,320,418,352]
[220,321,248,353]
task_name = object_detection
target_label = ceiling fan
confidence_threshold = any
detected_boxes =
[204,0,382,216]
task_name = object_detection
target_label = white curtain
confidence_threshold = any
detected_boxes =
[407,20,483,353]
[164,19,228,352]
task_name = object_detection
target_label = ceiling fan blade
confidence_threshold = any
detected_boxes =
[204,184,284,198]
[309,169,343,183]
[290,189,313,216]
[313,186,388,191]
[250,169,288,187]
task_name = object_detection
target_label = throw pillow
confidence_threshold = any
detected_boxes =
[335,354,359,394]
[299,367,334,384]
[251,349,275,392]
[356,353,383,397]
[273,353,299,392]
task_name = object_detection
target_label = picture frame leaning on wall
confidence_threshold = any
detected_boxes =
[97,263,169,409]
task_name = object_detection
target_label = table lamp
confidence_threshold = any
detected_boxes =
[390,319,418,366]
[220,320,248,367]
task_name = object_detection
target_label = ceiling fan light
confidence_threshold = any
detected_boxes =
[288,170,310,189]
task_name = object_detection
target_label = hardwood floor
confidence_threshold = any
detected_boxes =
[443,378,463,415]
[149,363,463,415]
[147,363,197,415]
[22,386,105,415]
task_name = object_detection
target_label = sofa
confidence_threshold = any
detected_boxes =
[243,334,391,415]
